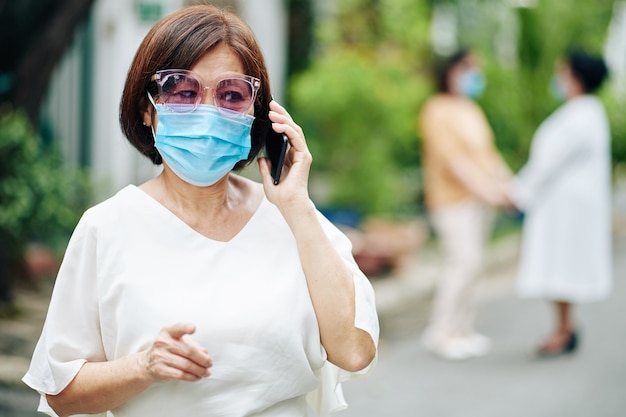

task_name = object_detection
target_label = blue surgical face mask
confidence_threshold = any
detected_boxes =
[550,75,568,102]
[456,69,486,99]
[149,94,254,187]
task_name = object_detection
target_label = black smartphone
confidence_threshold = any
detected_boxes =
[265,128,288,185]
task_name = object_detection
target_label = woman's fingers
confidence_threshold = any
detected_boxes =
[268,101,306,149]
[147,351,209,381]
[143,323,212,382]
[260,100,314,213]
[181,334,212,368]
[165,322,197,339]
[269,100,304,138]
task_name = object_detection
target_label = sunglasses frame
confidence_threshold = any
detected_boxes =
[151,69,261,115]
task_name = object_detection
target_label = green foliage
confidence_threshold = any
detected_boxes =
[290,0,432,216]
[605,92,626,172]
[290,0,623,216]
[462,0,621,170]
[478,67,530,171]
[0,109,92,253]
[291,49,431,215]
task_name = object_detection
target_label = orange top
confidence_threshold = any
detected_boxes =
[418,94,508,209]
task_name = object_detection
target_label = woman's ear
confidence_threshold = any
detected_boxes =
[142,106,154,127]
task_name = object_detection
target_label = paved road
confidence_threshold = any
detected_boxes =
[338,233,626,417]
[0,386,39,417]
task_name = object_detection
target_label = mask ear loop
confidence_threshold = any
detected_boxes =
[146,92,158,139]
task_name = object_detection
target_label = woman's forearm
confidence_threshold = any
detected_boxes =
[46,353,152,417]
[46,323,212,417]
[283,202,376,372]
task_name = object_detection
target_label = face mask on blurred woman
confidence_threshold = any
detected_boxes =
[456,69,486,99]
[550,75,569,102]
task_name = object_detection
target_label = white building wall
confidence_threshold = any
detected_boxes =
[239,0,288,102]
[89,0,170,198]
[42,31,85,169]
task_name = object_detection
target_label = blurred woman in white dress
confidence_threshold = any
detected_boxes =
[509,49,612,356]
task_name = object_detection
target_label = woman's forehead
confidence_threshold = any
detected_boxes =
[190,44,245,80]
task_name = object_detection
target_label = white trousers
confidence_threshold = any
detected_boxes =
[423,199,493,342]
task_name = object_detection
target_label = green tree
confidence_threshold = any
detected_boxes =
[290,0,433,216]
[453,0,620,170]
[291,0,624,221]
[0,0,96,124]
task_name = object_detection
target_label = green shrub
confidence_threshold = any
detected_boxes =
[287,0,433,218]
[289,0,625,219]
[290,49,429,216]
[0,109,92,311]
[604,92,626,173]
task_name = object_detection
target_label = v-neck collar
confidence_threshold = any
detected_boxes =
[124,184,268,244]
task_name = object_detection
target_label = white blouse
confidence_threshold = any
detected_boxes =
[23,185,379,417]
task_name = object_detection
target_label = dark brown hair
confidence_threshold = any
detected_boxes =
[433,49,470,93]
[119,4,272,168]
[567,49,609,94]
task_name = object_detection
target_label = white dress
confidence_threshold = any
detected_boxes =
[22,185,379,417]
[511,95,612,303]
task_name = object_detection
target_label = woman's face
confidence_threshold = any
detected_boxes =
[143,43,251,127]
[189,44,253,115]
[554,62,584,99]
[449,54,485,98]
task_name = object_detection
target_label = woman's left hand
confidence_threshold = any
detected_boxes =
[258,100,313,216]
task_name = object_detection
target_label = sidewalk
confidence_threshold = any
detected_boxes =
[0,279,52,389]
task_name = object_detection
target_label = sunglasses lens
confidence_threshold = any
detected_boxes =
[158,73,201,112]
[214,79,254,113]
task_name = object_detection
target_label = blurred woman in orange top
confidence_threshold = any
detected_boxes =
[418,49,511,360]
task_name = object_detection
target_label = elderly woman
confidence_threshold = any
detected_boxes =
[22,5,378,417]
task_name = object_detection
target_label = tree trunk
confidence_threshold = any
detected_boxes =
[12,0,96,124]
[0,236,19,317]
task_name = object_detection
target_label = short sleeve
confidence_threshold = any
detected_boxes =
[305,211,379,416]
[22,212,107,417]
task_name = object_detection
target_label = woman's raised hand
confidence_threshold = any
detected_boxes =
[258,100,314,217]
[140,323,212,383]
